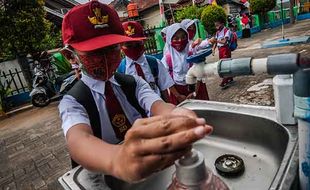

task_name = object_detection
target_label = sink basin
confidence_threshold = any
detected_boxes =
[58,100,298,190]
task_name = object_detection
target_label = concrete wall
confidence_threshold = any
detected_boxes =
[141,6,161,27]
[0,59,20,72]
[0,59,28,94]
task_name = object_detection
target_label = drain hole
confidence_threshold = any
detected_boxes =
[215,154,245,177]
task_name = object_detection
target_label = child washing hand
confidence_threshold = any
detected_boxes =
[191,37,216,55]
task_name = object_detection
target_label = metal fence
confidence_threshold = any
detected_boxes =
[143,26,164,55]
[0,68,29,96]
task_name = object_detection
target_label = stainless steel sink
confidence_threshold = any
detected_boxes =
[58,100,298,190]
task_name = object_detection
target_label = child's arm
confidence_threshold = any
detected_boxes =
[216,37,228,45]
[212,43,217,56]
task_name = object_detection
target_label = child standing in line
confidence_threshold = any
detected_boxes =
[165,23,209,104]
[213,18,234,89]
[119,21,174,102]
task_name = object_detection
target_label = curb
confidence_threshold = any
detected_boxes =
[0,104,33,120]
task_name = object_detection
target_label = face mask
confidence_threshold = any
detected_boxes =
[78,48,121,81]
[171,38,188,52]
[187,28,196,40]
[122,44,145,61]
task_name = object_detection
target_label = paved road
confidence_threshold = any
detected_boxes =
[0,19,309,190]
[0,102,70,190]
[205,19,310,104]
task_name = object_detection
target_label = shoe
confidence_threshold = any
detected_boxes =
[228,79,236,84]
[219,82,229,89]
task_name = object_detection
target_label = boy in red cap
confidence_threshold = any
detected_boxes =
[59,1,212,183]
[118,21,174,102]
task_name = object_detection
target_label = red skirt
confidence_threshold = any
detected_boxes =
[169,82,209,105]
[196,81,209,100]
[219,46,231,59]
[169,84,191,105]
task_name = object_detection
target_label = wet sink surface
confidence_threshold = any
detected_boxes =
[108,102,292,190]
[59,101,297,190]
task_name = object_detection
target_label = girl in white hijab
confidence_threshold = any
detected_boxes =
[160,26,169,67]
[164,23,209,104]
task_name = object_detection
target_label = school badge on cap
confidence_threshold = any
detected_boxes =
[122,21,146,40]
[88,2,109,29]
[62,1,141,51]
[125,25,135,36]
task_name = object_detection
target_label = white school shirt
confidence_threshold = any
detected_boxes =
[216,27,231,47]
[124,54,175,95]
[58,73,161,144]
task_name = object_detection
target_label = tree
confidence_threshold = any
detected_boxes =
[175,5,204,23]
[200,5,226,35]
[249,0,276,23]
[0,0,62,88]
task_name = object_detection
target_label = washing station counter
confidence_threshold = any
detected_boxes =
[58,100,299,190]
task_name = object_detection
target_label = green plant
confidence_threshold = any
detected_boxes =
[249,0,276,14]
[0,0,62,62]
[200,5,227,35]
[0,75,13,113]
[175,5,204,23]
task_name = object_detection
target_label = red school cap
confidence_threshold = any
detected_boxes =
[122,21,146,40]
[62,1,140,52]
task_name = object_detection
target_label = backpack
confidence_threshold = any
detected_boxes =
[217,27,238,51]
[229,31,238,51]
[117,55,159,86]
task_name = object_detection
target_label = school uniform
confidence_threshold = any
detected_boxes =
[165,23,209,104]
[59,73,161,144]
[123,54,175,96]
[216,27,233,86]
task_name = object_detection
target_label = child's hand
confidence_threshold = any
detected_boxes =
[186,92,196,99]
[192,38,202,48]
[208,37,217,45]
[113,114,212,182]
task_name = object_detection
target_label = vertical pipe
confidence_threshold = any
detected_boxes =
[294,69,310,190]
[281,0,285,40]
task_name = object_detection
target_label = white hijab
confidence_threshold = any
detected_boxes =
[181,19,198,52]
[165,23,190,85]
[161,26,169,66]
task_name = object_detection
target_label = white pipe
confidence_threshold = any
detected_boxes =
[186,62,220,85]
[252,58,268,75]
[204,62,219,77]
[186,63,206,84]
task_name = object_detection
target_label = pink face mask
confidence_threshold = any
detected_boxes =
[121,43,145,61]
[78,47,121,81]
[171,38,188,52]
